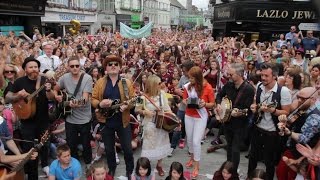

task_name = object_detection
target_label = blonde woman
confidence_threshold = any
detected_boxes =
[135,75,172,177]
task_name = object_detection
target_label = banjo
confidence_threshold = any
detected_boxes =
[214,97,248,123]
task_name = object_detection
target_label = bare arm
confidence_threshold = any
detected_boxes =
[48,176,55,180]
[5,92,21,104]
[5,140,21,155]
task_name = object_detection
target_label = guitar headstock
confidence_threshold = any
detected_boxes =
[35,130,50,150]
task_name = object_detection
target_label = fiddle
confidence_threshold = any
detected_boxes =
[287,110,306,124]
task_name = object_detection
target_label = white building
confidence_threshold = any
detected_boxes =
[92,0,116,33]
[42,0,97,36]
[170,0,186,27]
[143,0,170,29]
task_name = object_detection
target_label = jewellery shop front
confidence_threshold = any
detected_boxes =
[212,1,318,43]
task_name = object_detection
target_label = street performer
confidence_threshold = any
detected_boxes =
[91,55,135,179]
[214,63,254,173]
[248,63,291,180]
[54,56,93,169]
[5,56,55,179]
[276,87,320,180]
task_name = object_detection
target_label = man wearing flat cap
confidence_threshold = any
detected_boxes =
[92,55,135,179]
[5,56,55,179]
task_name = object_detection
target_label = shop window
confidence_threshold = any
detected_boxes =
[48,0,65,5]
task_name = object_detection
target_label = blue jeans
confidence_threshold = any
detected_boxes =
[170,110,185,149]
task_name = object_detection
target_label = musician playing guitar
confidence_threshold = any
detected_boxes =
[54,56,93,169]
[91,55,135,179]
[5,57,54,179]
[214,63,254,173]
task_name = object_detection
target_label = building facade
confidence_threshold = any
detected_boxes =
[41,0,97,36]
[0,0,46,36]
[115,0,142,29]
[211,0,318,42]
[170,0,186,28]
[92,0,116,33]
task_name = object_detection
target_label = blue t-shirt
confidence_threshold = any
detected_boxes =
[49,157,82,180]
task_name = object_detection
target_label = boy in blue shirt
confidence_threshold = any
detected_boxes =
[49,144,82,180]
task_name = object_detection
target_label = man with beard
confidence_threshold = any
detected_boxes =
[213,63,254,173]
[5,56,55,179]
[248,63,291,180]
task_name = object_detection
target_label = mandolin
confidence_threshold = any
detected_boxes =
[0,130,50,180]
[254,101,278,125]
[12,69,67,120]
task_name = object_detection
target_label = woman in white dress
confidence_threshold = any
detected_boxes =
[135,74,172,177]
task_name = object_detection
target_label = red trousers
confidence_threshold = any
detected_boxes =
[276,150,297,180]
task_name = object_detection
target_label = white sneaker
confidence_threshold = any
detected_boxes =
[42,166,49,176]
[116,152,120,165]
[168,148,174,157]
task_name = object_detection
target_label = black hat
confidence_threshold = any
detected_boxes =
[22,56,41,69]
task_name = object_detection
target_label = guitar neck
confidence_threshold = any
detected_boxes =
[28,84,46,100]
[11,148,36,172]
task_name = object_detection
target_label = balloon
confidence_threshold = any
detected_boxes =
[69,19,81,35]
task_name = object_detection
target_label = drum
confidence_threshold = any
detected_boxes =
[215,97,232,123]
[155,112,181,132]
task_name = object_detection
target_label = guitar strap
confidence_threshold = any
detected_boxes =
[72,73,85,98]
[36,76,41,97]
[121,78,129,100]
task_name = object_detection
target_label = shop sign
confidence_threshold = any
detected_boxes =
[298,23,320,31]
[256,10,317,20]
[42,12,97,23]
[59,14,85,21]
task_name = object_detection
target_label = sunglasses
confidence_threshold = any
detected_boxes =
[296,52,301,55]
[264,56,270,58]
[108,62,119,67]
[70,65,80,68]
[296,95,310,101]
[4,70,15,74]
[78,51,84,53]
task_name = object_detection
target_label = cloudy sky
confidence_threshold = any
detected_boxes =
[178,0,209,10]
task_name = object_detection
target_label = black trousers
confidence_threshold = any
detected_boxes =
[20,121,49,180]
[102,124,134,174]
[248,126,280,180]
[65,121,92,164]
[224,124,243,172]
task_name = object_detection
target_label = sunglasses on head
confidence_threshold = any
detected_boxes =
[4,70,15,74]
[108,62,119,67]
[70,65,80,68]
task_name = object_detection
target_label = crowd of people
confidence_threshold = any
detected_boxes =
[0,24,319,180]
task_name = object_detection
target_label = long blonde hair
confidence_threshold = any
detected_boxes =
[145,75,161,97]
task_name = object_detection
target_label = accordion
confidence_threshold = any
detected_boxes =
[187,98,200,109]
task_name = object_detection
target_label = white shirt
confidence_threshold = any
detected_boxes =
[37,54,61,73]
[256,82,291,131]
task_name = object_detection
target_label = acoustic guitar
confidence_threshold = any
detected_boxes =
[0,130,50,180]
[95,96,140,123]
[12,69,67,120]
[56,90,86,118]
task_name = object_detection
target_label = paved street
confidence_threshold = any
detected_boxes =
[39,129,262,180]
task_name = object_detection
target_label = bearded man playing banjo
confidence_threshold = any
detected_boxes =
[214,63,254,173]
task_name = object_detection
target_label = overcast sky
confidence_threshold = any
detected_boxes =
[178,0,209,10]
